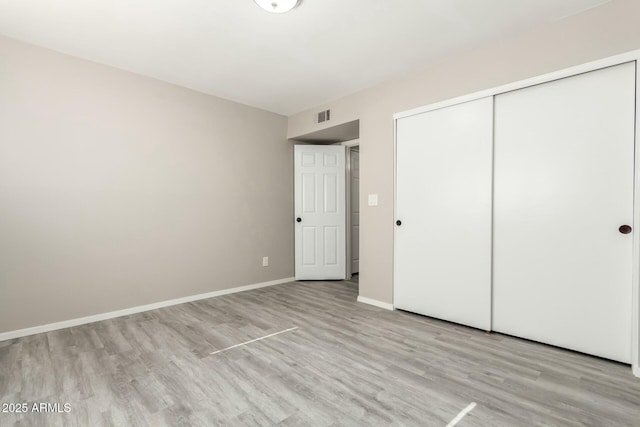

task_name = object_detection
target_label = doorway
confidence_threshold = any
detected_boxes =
[290,120,360,282]
[292,141,360,281]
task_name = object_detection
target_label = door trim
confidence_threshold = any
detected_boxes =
[633,61,639,375]
[344,139,359,279]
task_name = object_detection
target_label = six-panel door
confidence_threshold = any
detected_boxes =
[294,145,346,280]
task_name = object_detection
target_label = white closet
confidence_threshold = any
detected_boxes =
[394,61,637,364]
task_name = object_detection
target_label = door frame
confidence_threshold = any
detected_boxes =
[393,49,640,377]
[343,139,360,279]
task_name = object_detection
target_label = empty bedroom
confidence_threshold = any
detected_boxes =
[1,0,640,425]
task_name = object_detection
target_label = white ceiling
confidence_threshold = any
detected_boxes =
[0,0,610,115]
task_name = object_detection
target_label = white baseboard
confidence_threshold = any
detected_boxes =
[0,277,295,342]
[357,295,394,311]
[633,365,640,378]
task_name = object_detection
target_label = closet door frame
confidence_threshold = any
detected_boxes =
[393,50,640,378]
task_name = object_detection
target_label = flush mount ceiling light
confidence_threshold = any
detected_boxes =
[254,0,300,14]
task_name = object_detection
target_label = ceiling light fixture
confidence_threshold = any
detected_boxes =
[254,0,300,14]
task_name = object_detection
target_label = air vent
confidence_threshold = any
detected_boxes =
[317,109,331,124]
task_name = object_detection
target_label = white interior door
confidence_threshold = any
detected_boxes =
[493,63,636,363]
[350,149,360,274]
[295,145,346,280]
[395,97,493,330]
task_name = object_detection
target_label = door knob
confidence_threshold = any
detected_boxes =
[396,220,402,226]
[619,225,632,234]
[296,217,302,223]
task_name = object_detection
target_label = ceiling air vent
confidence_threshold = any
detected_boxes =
[317,109,331,124]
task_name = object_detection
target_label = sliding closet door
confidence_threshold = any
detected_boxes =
[395,97,493,330]
[493,63,636,363]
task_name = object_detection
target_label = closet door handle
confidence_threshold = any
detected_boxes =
[296,217,302,223]
[396,220,402,226]
[619,225,632,234]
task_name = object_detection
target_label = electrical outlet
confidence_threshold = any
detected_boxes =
[262,256,269,267]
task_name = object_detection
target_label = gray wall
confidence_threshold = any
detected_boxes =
[0,36,293,333]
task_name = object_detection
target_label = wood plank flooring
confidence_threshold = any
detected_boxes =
[1,280,639,426]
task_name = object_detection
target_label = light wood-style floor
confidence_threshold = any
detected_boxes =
[1,280,639,426]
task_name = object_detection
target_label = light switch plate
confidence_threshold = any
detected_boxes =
[368,194,378,206]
